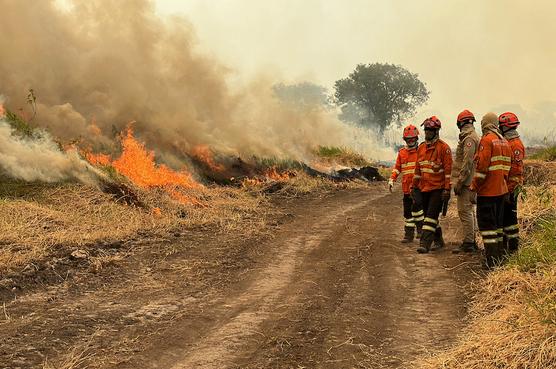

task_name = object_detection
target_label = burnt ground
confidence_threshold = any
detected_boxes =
[0,186,483,369]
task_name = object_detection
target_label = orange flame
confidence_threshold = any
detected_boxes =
[83,125,201,205]
[85,152,111,166]
[264,167,294,181]
[0,104,5,118]
[191,145,224,172]
[112,126,199,189]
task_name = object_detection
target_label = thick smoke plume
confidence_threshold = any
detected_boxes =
[0,119,101,184]
[0,0,388,181]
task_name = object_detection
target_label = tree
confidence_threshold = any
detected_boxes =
[272,82,331,111]
[334,63,429,132]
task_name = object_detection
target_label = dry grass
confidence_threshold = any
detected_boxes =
[417,161,556,369]
[418,266,556,369]
[0,182,271,273]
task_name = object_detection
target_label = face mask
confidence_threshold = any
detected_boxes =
[424,129,437,142]
[405,138,418,148]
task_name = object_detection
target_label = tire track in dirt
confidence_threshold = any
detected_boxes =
[226,190,479,368]
[169,191,385,368]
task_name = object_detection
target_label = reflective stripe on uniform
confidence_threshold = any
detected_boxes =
[392,169,400,174]
[405,222,416,228]
[401,162,416,168]
[507,233,519,239]
[412,210,424,216]
[402,169,414,175]
[420,168,445,174]
[424,217,438,225]
[483,238,499,244]
[419,160,433,165]
[481,230,498,236]
[491,156,511,162]
[474,172,487,179]
[488,164,511,171]
[422,225,436,232]
[504,224,519,231]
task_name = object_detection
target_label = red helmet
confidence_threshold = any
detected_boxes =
[498,112,520,128]
[457,110,475,123]
[403,124,419,139]
[422,116,441,129]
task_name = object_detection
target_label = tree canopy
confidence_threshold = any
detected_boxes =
[273,82,330,111]
[334,63,429,132]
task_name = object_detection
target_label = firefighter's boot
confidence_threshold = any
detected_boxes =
[415,221,423,239]
[501,235,509,257]
[417,231,434,254]
[508,237,519,255]
[431,226,445,251]
[484,243,503,269]
[401,226,414,243]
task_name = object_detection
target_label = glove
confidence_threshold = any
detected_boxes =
[388,178,394,192]
[442,189,451,202]
[454,181,463,196]
[470,191,477,204]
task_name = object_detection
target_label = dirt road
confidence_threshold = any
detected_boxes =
[0,186,482,368]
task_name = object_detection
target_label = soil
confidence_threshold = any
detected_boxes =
[0,186,483,369]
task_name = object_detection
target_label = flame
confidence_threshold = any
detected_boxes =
[241,166,295,187]
[0,104,5,118]
[83,125,202,205]
[191,145,224,172]
[264,166,294,181]
[85,152,111,166]
[112,126,199,189]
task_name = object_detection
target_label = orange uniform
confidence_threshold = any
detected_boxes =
[507,136,525,192]
[471,132,512,196]
[390,147,417,194]
[412,140,453,192]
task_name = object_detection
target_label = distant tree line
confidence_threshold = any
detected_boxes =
[273,63,429,134]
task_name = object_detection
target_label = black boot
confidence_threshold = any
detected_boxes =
[452,241,478,254]
[416,221,423,239]
[417,231,434,253]
[500,235,509,258]
[484,243,503,269]
[431,227,445,251]
[508,237,519,254]
[401,226,415,243]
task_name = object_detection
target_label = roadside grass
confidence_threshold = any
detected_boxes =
[530,145,556,162]
[418,159,556,369]
[314,145,371,167]
[0,179,271,274]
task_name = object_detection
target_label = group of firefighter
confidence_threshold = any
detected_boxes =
[388,111,524,269]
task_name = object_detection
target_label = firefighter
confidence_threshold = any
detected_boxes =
[389,124,424,243]
[498,112,525,255]
[471,112,512,268]
[452,110,480,253]
[413,116,452,254]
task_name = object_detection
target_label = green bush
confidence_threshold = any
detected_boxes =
[508,217,556,271]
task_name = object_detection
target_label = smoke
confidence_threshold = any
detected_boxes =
[0,120,101,184]
[0,0,389,180]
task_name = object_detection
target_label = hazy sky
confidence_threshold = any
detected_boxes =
[154,0,556,137]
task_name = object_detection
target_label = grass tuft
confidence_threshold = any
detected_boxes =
[314,146,371,167]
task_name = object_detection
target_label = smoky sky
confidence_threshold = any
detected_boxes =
[156,0,556,141]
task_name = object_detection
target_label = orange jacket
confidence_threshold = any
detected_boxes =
[507,136,525,192]
[471,132,512,196]
[412,139,453,192]
[390,147,417,194]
